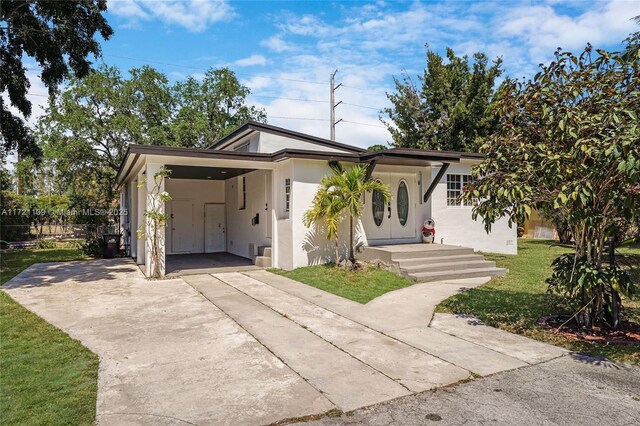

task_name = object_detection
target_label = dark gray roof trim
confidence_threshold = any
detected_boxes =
[209,121,367,153]
[116,143,483,185]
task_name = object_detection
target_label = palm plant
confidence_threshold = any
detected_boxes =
[304,161,391,264]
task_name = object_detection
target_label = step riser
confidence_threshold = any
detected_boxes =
[409,269,507,283]
[254,256,272,268]
[400,261,497,273]
[391,248,475,261]
[397,254,484,267]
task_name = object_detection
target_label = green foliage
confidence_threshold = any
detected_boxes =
[304,162,391,263]
[37,65,265,203]
[37,65,175,201]
[437,239,640,366]
[0,0,112,162]
[367,144,387,152]
[467,44,640,328]
[623,15,640,60]
[382,47,503,152]
[35,238,56,249]
[172,68,267,147]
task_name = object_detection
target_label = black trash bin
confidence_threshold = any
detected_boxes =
[102,234,121,259]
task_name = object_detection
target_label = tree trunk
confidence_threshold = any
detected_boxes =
[349,215,354,262]
[335,240,340,266]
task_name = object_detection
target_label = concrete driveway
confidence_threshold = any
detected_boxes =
[4,259,567,425]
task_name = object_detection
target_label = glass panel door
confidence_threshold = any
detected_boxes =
[396,180,409,226]
[372,188,385,227]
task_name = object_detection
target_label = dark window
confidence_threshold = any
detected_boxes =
[239,176,246,210]
[397,180,409,226]
[284,178,291,213]
[372,188,385,227]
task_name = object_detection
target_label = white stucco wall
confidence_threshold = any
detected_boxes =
[272,160,293,269]
[224,169,271,259]
[258,132,350,153]
[164,179,225,255]
[289,159,368,268]
[429,160,518,255]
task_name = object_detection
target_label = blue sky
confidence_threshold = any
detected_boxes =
[23,0,640,149]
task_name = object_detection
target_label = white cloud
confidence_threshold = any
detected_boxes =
[234,54,267,67]
[108,0,234,32]
[260,34,297,53]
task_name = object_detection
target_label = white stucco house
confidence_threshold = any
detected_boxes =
[116,121,517,277]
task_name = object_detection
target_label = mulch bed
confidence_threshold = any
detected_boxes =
[538,315,640,346]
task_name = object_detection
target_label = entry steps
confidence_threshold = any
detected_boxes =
[255,246,272,268]
[357,244,507,283]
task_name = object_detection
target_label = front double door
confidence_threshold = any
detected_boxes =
[364,173,416,240]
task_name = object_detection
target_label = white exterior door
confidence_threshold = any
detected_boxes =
[365,175,392,239]
[171,200,194,253]
[364,173,416,241]
[205,203,226,253]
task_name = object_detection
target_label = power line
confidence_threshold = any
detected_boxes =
[343,120,387,129]
[251,94,328,103]
[342,102,382,111]
[269,116,329,121]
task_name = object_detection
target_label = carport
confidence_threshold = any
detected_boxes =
[116,145,278,277]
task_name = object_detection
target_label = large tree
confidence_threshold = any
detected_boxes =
[172,68,266,148]
[37,65,175,201]
[465,45,639,329]
[37,65,266,201]
[382,48,503,152]
[0,0,112,161]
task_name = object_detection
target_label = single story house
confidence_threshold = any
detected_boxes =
[115,121,517,277]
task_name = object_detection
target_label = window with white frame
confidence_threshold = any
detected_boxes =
[446,174,476,207]
[238,176,246,209]
[284,178,291,213]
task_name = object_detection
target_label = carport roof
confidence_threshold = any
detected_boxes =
[116,143,483,185]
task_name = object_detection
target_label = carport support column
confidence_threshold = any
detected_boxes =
[144,163,166,278]
[136,172,146,266]
[130,179,138,258]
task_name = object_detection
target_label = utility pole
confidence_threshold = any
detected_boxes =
[330,69,343,141]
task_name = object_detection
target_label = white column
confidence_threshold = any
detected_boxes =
[130,178,138,258]
[144,163,166,278]
[136,170,146,266]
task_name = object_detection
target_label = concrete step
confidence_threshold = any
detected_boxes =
[409,267,507,283]
[400,259,497,274]
[389,247,476,261]
[396,254,485,268]
[258,246,272,257]
[254,256,272,268]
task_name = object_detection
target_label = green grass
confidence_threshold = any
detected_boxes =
[0,246,99,425]
[0,246,91,284]
[270,263,414,304]
[437,239,640,366]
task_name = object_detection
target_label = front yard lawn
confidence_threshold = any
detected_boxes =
[0,247,98,425]
[0,246,91,284]
[437,239,640,366]
[271,264,413,304]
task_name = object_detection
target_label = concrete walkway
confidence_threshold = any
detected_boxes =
[3,260,567,425]
[244,270,566,375]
